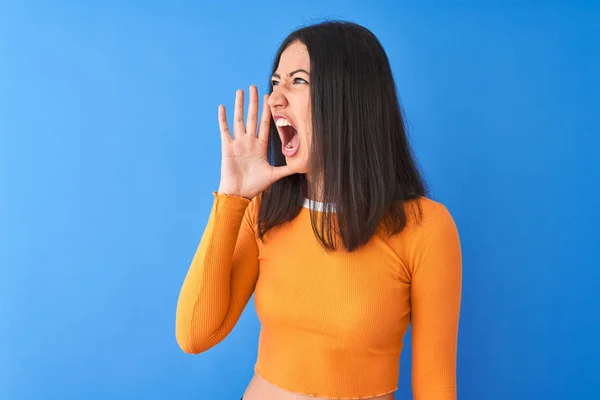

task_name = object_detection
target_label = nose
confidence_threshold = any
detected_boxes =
[268,85,289,110]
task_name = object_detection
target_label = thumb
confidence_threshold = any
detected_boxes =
[270,165,295,183]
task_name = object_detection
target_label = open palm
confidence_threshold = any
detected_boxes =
[217,86,294,199]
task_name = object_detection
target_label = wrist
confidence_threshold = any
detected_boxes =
[217,187,250,200]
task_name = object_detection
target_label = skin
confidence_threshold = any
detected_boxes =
[242,374,395,400]
[268,40,313,177]
[216,87,295,200]
[217,40,322,201]
[271,40,328,200]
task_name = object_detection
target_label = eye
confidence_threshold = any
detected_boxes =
[294,78,308,84]
[271,80,279,86]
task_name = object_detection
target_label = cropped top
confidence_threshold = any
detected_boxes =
[175,192,462,399]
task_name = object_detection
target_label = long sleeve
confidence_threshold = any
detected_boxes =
[409,202,462,400]
[175,192,260,354]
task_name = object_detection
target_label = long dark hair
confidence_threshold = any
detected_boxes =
[258,20,429,252]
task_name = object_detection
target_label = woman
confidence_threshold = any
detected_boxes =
[176,20,462,400]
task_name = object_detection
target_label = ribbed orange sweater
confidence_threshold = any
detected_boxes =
[176,192,462,399]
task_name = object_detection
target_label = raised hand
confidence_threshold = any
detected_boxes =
[217,85,294,199]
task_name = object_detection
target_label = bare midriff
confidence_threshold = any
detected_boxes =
[241,373,395,400]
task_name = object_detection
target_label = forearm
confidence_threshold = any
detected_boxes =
[175,192,252,353]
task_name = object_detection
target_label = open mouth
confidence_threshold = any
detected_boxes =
[280,125,299,148]
[276,119,300,156]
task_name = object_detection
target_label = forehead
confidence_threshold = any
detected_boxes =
[277,41,310,72]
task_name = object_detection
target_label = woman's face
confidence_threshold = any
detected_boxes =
[269,40,312,174]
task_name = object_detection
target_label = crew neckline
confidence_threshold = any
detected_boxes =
[303,197,336,212]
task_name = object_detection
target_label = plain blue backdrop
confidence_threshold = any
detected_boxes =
[1,1,599,399]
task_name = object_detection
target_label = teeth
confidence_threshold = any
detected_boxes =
[276,118,293,127]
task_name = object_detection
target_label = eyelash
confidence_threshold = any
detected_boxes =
[271,78,308,86]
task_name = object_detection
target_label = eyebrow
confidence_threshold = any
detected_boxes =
[272,69,310,79]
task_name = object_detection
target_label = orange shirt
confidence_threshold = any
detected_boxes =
[176,192,462,399]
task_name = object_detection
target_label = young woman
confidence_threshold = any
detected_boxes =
[176,20,462,400]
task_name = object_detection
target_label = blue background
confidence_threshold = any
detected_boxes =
[1,1,599,399]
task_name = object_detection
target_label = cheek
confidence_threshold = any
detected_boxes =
[301,127,311,149]
[302,112,311,148]
[302,133,312,162]
[302,98,311,133]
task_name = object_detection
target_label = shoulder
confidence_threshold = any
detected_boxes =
[404,197,461,272]
[390,196,460,261]
[403,196,457,233]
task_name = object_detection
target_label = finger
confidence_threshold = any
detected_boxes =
[257,94,272,144]
[246,85,259,136]
[233,89,245,137]
[218,105,232,144]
